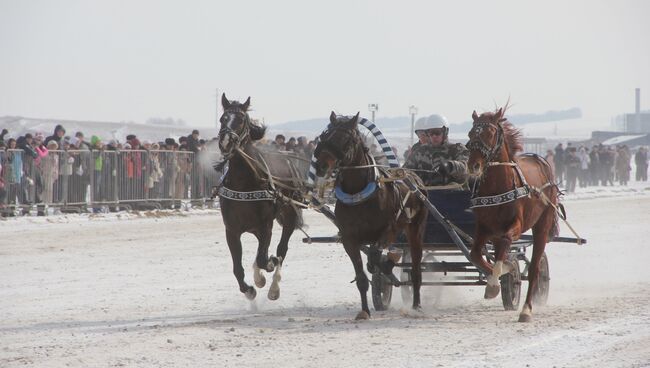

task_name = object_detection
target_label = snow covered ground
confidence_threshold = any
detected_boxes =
[1,185,649,367]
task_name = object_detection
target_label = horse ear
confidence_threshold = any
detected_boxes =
[242,97,251,111]
[221,93,231,109]
[329,111,337,124]
[495,107,503,120]
[472,110,479,122]
[348,112,360,127]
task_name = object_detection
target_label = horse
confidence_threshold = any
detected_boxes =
[217,94,303,301]
[466,107,560,322]
[313,112,428,320]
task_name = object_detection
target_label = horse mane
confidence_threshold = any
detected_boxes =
[333,116,367,149]
[229,100,267,141]
[249,123,267,141]
[481,106,523,158]
[497,101,523,157]
[501,118,523,157]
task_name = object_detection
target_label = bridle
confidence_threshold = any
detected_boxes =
[314,123,363,168]
[219,108,251,158]
[466,120,506,167]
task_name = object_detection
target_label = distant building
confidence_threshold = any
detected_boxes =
[589,131,650,147]
[613,88,650,133]
[613,112,650,133]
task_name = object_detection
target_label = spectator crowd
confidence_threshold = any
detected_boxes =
[0,123,648,216]
[0,126,221,215]
[544,143,648,193]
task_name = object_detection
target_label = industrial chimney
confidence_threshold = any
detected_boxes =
[636,88,641,131]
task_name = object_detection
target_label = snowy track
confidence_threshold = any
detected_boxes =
[1,195,649,367]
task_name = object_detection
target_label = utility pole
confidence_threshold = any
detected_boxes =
[215,88,220,129]
[368,103,379,122]
[409,105,418,146]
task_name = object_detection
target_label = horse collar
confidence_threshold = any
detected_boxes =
[334,153,379,205]
[218,186,275,202]
[335,181,378,205]
[217,157,275,202]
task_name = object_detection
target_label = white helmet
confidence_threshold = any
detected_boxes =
[414,114,449,143]
[414,114,448,132]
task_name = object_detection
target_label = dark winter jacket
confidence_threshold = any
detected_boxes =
[44,125,65,146]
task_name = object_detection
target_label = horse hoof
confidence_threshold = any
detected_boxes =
[400,306,425,318]
[244,287,257,300]
[266,258,277,272]
[268,287,280,301]
[518,313,532,323]
[355,311,370,320]
[254,273,266,288]
[484,284,500,299]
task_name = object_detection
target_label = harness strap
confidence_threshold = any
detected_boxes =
[394,186,412,222]
[470,186,530,208]
[218,186,275,201]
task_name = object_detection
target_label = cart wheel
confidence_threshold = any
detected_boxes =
[400,251,440,307]
[500,255,521,311]
[533,252,550,306]
[400,250,413,306]
[371,272,392,311]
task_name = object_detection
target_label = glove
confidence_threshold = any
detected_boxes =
[435,160,453,176]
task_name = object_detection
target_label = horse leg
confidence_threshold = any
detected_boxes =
[343,242,371,320]
[252,224,273,290]
[470,232,494,283]
[519,211,551,322]
[406,217,425,310]
[226,229,256,300]
[484,237,512,299]
[268,218,296,301]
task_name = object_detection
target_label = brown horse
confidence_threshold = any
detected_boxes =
[313,112,428,320]
[466,107,559,322]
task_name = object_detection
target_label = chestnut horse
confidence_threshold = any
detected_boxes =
[313,112,428,320]
[466,108,559,322]
[217,94,303,301]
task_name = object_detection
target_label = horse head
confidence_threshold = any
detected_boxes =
[466,108,507,177]
[313,111,362,177]
[218,94,266,157]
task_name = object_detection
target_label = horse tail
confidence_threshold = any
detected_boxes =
[294,207,305,229]
[530,153,563,241]
[275,198,304,230]
[548,205,560,241]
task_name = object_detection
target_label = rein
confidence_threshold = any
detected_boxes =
[216,112,308,208]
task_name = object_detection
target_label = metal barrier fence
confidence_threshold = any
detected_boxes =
[0,149,223,215]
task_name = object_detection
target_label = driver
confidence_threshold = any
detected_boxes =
[403,114,469,186]
[380,114,470,280]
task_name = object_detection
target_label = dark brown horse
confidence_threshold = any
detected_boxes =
[466,107,559,322]
[217,94,302,301]
[313,112,428,320]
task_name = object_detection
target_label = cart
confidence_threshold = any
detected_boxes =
[304,187,585,312]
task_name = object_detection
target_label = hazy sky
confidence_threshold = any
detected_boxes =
[1,0,649,127]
